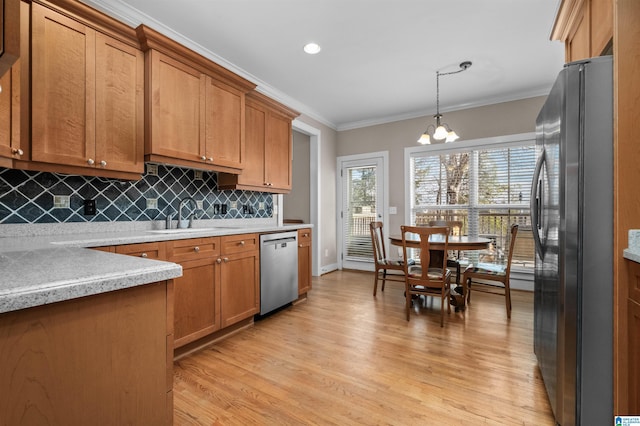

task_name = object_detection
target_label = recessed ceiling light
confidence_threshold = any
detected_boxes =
[303,42,321,55]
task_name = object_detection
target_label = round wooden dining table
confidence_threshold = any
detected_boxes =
[388,234,491,251]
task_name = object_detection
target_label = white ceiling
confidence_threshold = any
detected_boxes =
[82,0,565,130]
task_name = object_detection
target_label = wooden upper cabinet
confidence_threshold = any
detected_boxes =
[0,59,21,167]
[137,24,255,174]
[28,2,144,179]
[146,49,205,163]
[0,0,20,77]
[218,91,299,193]
[552,0,613,62]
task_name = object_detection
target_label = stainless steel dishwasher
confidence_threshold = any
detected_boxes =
[260,231,299,315]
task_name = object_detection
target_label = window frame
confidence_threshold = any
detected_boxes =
[404,132,536,273]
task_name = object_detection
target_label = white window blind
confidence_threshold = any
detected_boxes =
[409,137,535,268]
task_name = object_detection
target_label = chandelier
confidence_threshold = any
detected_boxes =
[417,61,472,144]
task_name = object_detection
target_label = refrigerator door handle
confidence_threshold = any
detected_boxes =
[531,152,545,259]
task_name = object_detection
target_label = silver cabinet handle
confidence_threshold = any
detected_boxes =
[207,157,213,162]
[201,156,207,161]
[216,258,222,264]
[100,160,107,167]
[194,246,200,253]
[12,148,23,156]
[223,257,229,263]
[87,158,95,165]
[140,253,148,258]
[239,241,245,246]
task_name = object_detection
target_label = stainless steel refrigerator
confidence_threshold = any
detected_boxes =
[531,56,613,426]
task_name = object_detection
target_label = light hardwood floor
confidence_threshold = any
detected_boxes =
[173,270,555,425]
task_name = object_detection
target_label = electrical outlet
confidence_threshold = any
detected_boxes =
[53,195,70,209]
[146,198,158,210]
[194,170,203,180]
[196,200,204,210]
[146,164,158,176]
[83,199,96,215]
[230,201,237,209]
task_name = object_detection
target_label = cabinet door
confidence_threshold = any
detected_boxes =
[173,257,220,348]
[220,250,259,327]
[0,0,20,77]
[31,3,96,167]
[147,50,205,163]
[265,111,292,190]
[298,229,312,295]
[95,33,144,174]
[629,298,640,414]
[205,76,244,170]
[236,101,266,186]
[0,60,21,164]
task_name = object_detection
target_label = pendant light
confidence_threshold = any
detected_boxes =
[417,61,472,144]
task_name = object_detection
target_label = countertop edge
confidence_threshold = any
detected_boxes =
[624,248,640,264]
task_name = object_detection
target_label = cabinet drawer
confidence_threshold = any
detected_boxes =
[167,237,220,262]
[116,242,166,260]
[221,233,258,254]
[298,228,312,245]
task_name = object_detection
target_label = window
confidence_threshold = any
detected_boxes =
[405,133,536,269]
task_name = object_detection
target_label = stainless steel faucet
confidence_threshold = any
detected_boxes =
[177,197,197,229]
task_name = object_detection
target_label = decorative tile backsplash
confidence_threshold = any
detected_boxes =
[0,164,273,224]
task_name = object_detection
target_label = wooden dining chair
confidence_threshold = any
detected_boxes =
[428,220,464,288]
[400,225,452,326]
[462,224,519,318]
[369,222,406,296]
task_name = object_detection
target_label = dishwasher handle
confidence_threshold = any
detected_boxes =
[262,236,296,247]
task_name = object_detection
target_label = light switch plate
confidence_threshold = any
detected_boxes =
[146,198,158,210]
[230,201,237,209]
[146,164,158,176]
[389,206,397,214]
[194,170,203,180]
[259,202,265,210]
[196,200,204,209]
[53,195,70,209]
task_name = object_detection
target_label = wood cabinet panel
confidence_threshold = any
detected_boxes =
[167,236,220,263]
[205,76,245,169]
[115,241,166,260]
[220,249,259,327]
[31,3,95,168]
[237,101,266,185]
[0,60,22,167]
[628,297,640,414]
[265,111,293,190]
[95,33,144,174]
[567,10,590,62]
[147,49,204,163]
[591,0,613,55]
[172,257,220,347]
[221,233,258,255]
[298,228,312,295]
[0,281,170,425]
[0,0,20,77]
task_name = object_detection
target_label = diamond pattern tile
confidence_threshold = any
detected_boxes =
[0,164,273,224]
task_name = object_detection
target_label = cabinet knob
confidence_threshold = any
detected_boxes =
[194,246,200,253]
[100,160,107,167]
[239,241,245,246]
[140,253,148,258]
[216,258,222,264]
[207,157,213,162]
[304,233,309,237]
[201,156,207,161]
[87,158,95,165]
[299,244,303,248]
[223,257,229,263]
[11,148,23,156]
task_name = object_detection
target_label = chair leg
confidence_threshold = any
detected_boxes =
[466,277,472,305]
[381,270,387,292]
[405,285,411,321]
[373,269,379,296]
[505,279,512,319]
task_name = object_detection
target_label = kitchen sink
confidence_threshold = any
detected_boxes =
[148,228,219,234]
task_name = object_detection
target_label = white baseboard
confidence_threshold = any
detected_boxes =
[319,263,339,275]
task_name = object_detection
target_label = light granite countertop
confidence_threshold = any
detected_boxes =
[0,220,313,314]
[623,229,640,264]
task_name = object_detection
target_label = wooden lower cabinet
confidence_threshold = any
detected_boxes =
[627,260,640,413]
[167,237,221,348]
[298,228,312,295]
[220,234,260,327]
[0,280,173,426]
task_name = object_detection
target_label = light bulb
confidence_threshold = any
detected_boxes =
[417,133,431,145]
[445,131,459,143]
[433,125,448,140]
